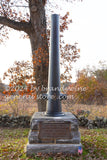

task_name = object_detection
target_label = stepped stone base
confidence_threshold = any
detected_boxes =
[26,144,82,155]
[26,112,82,156]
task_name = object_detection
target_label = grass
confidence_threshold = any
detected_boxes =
[0,100,107,159]
[0,100,37,116]
[0,127,107,160]
[0,99,107,120]
[63,103,107,120]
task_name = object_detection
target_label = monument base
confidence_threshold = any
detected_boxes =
[26,112,82,156]
[26,144,82,155]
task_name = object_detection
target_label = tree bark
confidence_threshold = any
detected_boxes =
[0,16,30,32]
[28,0,49,111]
[0,0,49,111]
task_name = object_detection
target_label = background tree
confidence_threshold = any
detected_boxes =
[67,64,106,105]
[0,78,5,93]
[3,60,36,96]
[0,0,81,111]
[92,61,107,84]
[92,61,107,104]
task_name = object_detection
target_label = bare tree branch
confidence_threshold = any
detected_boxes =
[0,25,4,30]
[0,16,30,33]
[9,5,29,8]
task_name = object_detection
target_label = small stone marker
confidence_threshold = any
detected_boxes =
[26,14,82,156]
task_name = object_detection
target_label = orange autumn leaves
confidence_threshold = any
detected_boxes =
[2,12,81,98]
[67,69,106,104]
[32,47,48,67]
[46,12,80,82]
[3,61,37,99]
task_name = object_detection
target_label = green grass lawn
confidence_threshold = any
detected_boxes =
[0,127,107,160]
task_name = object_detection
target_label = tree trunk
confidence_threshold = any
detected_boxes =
[28,0,49,111]
[0,0,49,111]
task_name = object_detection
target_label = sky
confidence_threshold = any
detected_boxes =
[0,0,107,84]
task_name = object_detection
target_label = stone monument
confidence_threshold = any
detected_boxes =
[26,14,82,156]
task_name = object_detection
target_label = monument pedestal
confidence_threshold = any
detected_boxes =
[26,112,82,156]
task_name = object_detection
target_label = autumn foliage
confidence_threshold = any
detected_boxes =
[3,61,37,99]
[0,0,81,111]
[67,64,107,105]
[2,12,80,100]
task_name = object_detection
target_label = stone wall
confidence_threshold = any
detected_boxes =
[0,114,107,129]
[78,116,107,129]
[0,114,30,128]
